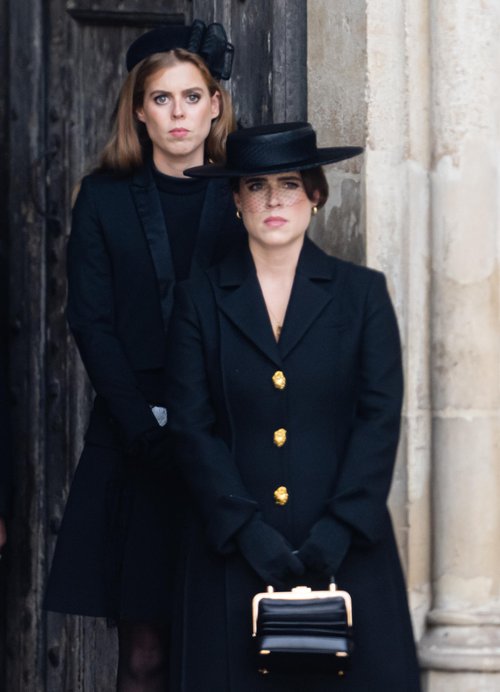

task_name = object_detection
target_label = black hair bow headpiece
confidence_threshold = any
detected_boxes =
[126,19,234,80]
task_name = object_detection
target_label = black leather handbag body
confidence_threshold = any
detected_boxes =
[252,582,353,677]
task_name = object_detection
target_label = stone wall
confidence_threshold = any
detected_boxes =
[307,1,500,689]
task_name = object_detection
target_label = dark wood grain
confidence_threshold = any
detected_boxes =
[6,0,47,688]
[3,1,307,688]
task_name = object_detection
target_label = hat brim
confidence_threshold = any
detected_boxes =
[184,146,364,178]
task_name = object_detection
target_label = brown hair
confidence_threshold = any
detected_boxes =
[300,167,329,208]
[230,166,329,208]
[98,48,235,173]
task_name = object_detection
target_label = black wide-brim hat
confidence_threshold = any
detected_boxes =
[184,122,363,178]
[126,19,234,80]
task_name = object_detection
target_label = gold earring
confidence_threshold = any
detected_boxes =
[312,206,318,216]
[236,210,242,220]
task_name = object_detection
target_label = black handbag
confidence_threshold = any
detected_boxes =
[252,581,353,677]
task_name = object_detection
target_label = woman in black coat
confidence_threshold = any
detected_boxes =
[165,123,421,691]
[44,21,243,690]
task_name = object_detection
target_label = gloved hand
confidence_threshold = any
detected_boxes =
[236,515,304,589]
[297,514,351,578]
[127,425,171,469]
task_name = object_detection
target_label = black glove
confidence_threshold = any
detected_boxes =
[297,514,351,578]
[236,515,304,589]
[127,425,171,469]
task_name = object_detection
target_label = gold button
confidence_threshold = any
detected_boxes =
[273,428,287,447]
[272,370,286,390]
[274,486,289,506]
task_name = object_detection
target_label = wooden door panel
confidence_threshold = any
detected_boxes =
[6,1,307,689]
[66,0,186,24]
[192,0,307,126]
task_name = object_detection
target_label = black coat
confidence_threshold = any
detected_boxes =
[68,164,244,448]
[166,238,421,691]
[44,164,244,621]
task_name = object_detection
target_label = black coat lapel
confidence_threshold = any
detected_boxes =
[130,165,175,331]
[213,238,341,364]
[215,245,282,366]
[278,238,337,358]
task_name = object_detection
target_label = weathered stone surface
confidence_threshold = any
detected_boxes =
[307,0,366,265]
[309,1,500,688]
[309,175,364,264]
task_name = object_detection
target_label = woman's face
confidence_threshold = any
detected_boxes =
[136,61,220,174]
[234,172,318,251]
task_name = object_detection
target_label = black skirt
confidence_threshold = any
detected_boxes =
[44,441,178,623]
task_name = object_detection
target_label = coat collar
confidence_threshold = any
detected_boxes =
[130,164,233,331]
[280,239,337,358]
[217,235,336,286]
[214,237,338,363]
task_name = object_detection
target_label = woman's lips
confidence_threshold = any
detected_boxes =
[169,128,189,138]
[264,216,287,228]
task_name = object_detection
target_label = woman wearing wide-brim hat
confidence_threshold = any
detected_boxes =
[165,122,421,690]
[44,20,244,690]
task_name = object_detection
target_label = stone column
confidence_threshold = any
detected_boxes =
[419,1,500,689]
[363,0,434,639]
[308,0,433,639]
[308,1,500,687]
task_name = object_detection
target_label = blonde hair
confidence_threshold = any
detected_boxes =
[98,48,235,172]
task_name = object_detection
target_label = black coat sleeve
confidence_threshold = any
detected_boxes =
[299,271,404,573]
[67,177,158,446]
[166,282,258,554]
[330,272,403,540]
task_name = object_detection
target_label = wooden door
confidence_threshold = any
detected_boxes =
[5,1,306,689]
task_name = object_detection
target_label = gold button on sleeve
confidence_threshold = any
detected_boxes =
[274,486,289,506]
[273,428,287,447]
[272,370,286,390]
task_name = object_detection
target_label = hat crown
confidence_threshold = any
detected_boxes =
[126,20,234,79]
[226,123,317,174]
[183,121,363,178]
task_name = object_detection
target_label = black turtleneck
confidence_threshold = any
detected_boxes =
[152,164,208,281]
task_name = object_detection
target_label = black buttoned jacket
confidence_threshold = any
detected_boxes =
[165,238,421,691]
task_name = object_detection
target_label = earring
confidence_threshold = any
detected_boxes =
[312,206,318,216]
[236,210,242,220]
